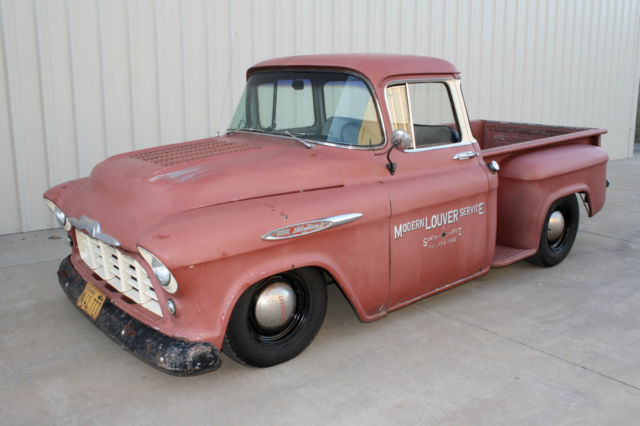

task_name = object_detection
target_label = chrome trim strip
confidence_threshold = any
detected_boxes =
[227,131,380,151]
[261,213,363,241]
[404,141,474,153]
[69,215,121,247]
[405,84,416,150]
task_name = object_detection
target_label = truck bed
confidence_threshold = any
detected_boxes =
[472,120,608,267]
[471,120,606,162]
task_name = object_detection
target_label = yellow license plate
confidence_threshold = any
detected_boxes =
[76,282,106,321]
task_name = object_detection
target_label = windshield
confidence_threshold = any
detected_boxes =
[229,71,383,147]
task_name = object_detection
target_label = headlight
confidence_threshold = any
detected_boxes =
[138,246,178,293]
[44,198,71,230]
[151,257,171,286]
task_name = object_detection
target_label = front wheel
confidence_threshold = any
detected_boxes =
[527,194,580,267]
[222,268,327,367]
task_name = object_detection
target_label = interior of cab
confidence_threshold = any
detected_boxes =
[413,124,460,147]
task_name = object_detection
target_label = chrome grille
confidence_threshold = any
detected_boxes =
[75,229,162,317]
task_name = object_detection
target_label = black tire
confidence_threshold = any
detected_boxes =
[527,194,579,267]
[222,268,327,367]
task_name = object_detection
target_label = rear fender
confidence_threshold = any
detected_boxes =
[496,145,607,250]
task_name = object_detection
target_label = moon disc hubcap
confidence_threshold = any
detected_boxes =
[546,210,566,243]
[254,281,297,331]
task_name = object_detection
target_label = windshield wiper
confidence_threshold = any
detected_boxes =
[227,128,315,149]
[275,130,315,149]
[226,127,268,134]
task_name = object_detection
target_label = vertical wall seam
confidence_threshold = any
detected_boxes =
[153,0,164,144]
[438,0,444,56]
[492,0,501,117]
[589,0,603,125]
[522,1,531,119]
[180,0,188,139]
[539,0,549,122]
[204,0,212,135]
[226,0,234,116]
[0,0,25,231]
[32,0,54,192]
[607,0,623,136]
[96,0,110,158]
[366,0,371,52]
[291,0,297,54]
[626,0,640,156]
[489,0,498,117]
[509,0,518,119]
[596,0,610,129]
[573,3,586,124]
[558,0,568,122]
[125,0,137,150]
[64,0,81,177]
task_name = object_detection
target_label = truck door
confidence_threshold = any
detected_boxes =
[382,81,492,309]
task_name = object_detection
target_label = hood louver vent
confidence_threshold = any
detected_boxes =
[131,140,260,166]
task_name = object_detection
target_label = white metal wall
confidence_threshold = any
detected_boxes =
[1,0,639,234]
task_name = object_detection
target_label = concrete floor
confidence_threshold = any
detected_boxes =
[1,156,639,425]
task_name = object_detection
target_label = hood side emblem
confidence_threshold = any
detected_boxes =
[69,215,121,247]
[261,213,363,241]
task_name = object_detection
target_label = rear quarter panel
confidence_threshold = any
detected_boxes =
[495,144,608,250]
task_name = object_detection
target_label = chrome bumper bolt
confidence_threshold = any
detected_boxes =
[167,299,177,316]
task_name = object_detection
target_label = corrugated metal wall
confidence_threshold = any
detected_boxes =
[1,0,639,234]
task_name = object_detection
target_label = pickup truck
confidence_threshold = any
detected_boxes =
[44,54,608,375]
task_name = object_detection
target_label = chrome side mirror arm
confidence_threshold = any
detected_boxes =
[386,129,411,175]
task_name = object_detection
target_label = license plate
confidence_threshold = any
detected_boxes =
[76,282,106,321]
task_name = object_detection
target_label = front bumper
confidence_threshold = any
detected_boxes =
[57,256,221,376]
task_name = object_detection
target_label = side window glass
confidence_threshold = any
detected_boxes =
[386,82,460,149]
[407,82,460,147]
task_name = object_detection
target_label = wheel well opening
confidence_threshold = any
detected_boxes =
[305,266,363,322]
[578,191,593,216]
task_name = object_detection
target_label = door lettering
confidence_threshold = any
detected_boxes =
[393,202,485,240]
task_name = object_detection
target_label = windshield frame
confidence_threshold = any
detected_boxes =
[227,69,387,150]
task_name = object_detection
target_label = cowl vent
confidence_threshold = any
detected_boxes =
[131,140,260,166]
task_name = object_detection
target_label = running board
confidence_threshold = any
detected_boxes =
[491,245,537,267]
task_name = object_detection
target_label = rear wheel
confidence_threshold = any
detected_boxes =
[527,194,579,267]
[223,268,327,367]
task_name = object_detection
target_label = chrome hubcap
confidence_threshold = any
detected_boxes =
[254,281,297,331]
[546,210,566,243]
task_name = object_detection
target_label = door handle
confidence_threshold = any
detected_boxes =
[453,151,479,160]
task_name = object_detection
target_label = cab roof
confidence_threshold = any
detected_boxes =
[248,54,460,86]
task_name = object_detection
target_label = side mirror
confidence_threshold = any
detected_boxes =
[391,129,412,151]
[386,129,412,175]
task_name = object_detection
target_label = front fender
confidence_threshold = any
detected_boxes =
[136,185,391,348]
[43,178,88,211]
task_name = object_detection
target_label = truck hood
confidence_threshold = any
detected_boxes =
[53,134,343,250]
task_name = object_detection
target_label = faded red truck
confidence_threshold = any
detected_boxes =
[44,55,608,375]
